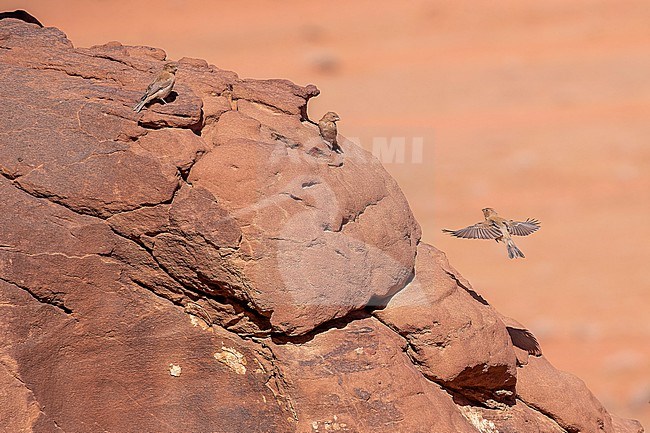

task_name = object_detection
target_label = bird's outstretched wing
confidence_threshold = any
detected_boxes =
[442,221,501,239]
[509,218,541,236]
[506,327,542,356]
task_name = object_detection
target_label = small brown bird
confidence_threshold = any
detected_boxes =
[221,89,238,111]
[318,111,342,153]
[133,62,178,113]
[442,208,540,259]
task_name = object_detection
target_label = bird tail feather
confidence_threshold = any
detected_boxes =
[506,239,525,259]
[133,99,146,113]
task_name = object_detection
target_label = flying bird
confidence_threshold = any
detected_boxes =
[318,111,342,153]
[133,62,178,113]
[442,208,540,259]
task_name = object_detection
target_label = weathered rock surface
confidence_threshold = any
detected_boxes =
[271,317,479,433]
[0,18,643,433]
[516,357,643,433]
[374,244,518,404]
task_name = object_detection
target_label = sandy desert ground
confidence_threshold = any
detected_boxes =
[6,0,650,427]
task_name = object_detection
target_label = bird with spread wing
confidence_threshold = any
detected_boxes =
[442,208,540,259]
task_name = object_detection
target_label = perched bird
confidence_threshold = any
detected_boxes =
[442,208,540,259]
[221,89,238,111]
[318,111,342,153]
[133,63,178,113]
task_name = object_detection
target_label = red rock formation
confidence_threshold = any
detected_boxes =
[0,18,643,433]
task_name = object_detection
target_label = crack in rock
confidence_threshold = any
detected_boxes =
[0,276,73,315]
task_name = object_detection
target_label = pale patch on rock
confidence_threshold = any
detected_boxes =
[460,406,499,433]
[310,415,347,432]
[188,314,213,331]
[169,364,182,377]
[185,302,214,330]
[214,347,247,375]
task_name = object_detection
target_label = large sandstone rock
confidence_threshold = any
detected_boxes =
[517,357,644,433]
[375,244,518,403]
[271,317,479,433]
[0,18,643,433]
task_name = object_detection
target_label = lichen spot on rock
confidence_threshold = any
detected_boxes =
[169,364,182,377]
[311,416,347,432]
[460,406,498,433]
[188,314,212,331]
[214,347,247,375]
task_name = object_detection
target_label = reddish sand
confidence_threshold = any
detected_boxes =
[8,0,650,426]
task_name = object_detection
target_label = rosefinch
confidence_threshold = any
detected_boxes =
[442,208,540,259]
[318,111,342,153]
[133,62,178,113]
[221,89,238,111]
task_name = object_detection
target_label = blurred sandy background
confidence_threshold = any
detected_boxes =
[5,0,649,426]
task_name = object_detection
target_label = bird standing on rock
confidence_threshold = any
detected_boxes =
[133,62,178,113]
[318,112,342,153]
[221,89,238,111]
[442,208,540,259]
